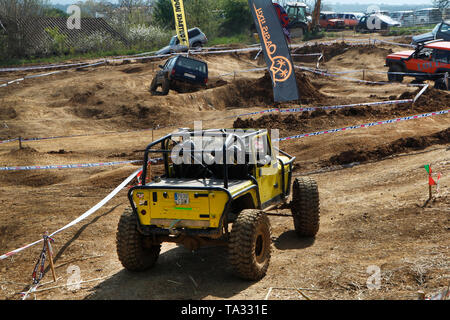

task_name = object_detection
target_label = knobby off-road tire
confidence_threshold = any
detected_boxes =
[161,77,170,95]
[116,207,161,271]
[291,177,320,237]
[228,209,271,281]
[388,64,404,83]
[149,76,158,95]
[434,78,448,90]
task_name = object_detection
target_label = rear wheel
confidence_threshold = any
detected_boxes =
[290,177,320,237]
[116,207,161,271]
[388,64,404,83]
[229,209,271,280]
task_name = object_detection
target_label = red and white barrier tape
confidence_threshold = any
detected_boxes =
[0,160,141,172]
[228,99,414,119]
[275,109,450,142]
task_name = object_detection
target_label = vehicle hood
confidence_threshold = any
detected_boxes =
[386,50,414,60]
[411,32,434,44]
[156,46,171,55]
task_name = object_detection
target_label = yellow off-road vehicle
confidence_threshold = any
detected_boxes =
[116,128,320,280]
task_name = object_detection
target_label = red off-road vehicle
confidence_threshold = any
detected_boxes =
[385,40,450,89]
[319,12,345,30]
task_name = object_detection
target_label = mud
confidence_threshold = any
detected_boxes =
[326,128,450,165]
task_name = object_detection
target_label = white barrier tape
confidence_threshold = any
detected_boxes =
[0,138,19,144]
[0,61,106,88]
[295,65,429,87]
[414,84,429,103]
[229,98,413,119]
[279,99,414,113]
[0,62,94,73]
[226,108,281,119]
[219,67,267,77]
[373,39,415,48]
[276,109,450,142]
[0,160,141,172]
[0,125,163,146]
[0,169,140,260]
[291,53,323,57]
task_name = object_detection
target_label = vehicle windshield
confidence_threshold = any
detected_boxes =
[169,36,179,46]
[174,130,267,157]
[432,23,441,35]
[176,57,207,73]
[439,22,450,34]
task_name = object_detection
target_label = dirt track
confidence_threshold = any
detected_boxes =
[0,35,448,300]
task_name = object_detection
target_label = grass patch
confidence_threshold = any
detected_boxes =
[302,30,326,41]
[1,33,259,67]
[0,48,159,67]
[207,33,255,46]
[384,26,433,36]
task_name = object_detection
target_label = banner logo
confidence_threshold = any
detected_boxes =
[171,0,189,47]
[254,4,292,85]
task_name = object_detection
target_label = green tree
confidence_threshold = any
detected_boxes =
[220,0,252,36]
[152,0,174,29]
[0,0,49,58]
[433,0,450,13]
[184,0,219,37]
[43,7,69,17]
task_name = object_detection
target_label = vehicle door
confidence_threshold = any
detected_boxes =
[252,133,282,208]
[432,48,450,73]
[404,46,433,73]
[188,28,200,46]
[359,16,367,29]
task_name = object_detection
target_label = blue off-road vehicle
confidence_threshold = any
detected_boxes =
[150,55,208,95]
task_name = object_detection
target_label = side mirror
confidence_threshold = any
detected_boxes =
[158,65,164,69]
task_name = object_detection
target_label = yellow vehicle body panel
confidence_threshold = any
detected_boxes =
[132,179,256,229]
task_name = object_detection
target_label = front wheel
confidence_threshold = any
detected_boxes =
[149,76,158,95]
[388,64,404,83]
[228,209,271,280]
[290,177,320,237]
[116,207,161,271]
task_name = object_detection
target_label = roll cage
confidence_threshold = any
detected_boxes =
[140,129,294,190]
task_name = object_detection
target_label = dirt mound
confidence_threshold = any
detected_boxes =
[222,71,326,107]
[326,128,450,165]
[399,87,450,112]
[71,102,172,128]
[121,66,143,74]
[293,42,351,61]
[8,146,39,156]
[0,170,63,187]
[0,106,18,120]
